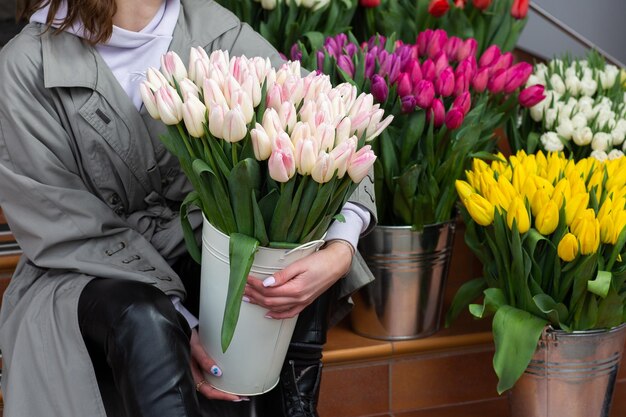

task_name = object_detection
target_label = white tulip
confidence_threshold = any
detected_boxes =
[572,127,593,146]
[544,108,558,129]
[591,132,612,152]
[540,132,564,152]
[600,65,619,89]
[530,105,544,122]
[590,150,609,162]
[608,149,624,160]
[612,128,626,146]
[596,109,615,129]
[556,119,574,140]
[550,74,566,95]
[571,113,588,130]
[526,74,545,88]
[565,76,581,96]
[564,67,577,79]
[580,77,598,96]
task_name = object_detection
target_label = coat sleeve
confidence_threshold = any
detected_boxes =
[0,36,184,296]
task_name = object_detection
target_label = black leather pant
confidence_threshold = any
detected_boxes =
[78,279,201,417]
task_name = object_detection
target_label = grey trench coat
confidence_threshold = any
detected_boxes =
[0,0,376,416]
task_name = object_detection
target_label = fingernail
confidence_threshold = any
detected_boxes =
[210,365,222,377]
[263,276,275,287]
[242,296,250,303]
[264,313,273,319]
[240,397,250,401]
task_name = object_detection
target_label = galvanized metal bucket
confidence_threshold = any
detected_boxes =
[350,221,456,340]
[510,324,626,417]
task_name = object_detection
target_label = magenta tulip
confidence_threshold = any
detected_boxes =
[337,55,355,78]
[427,29,448,59]
[396,73,413,97]
[401,95,417,113]
[457,38,478,62]
[491,52,514,74]
[429,98,446,127]
[478,45,501,68]
[421,59,436,81]
[434,52,449,77]
[472,67,490,92]
[444,36,463,61]
[453,91,471,114]
[453,73,469,96]
[445,108,465,130]
[370,75,389,103]
[518,85,546,108]
[503,62,533,93]
[406,59,423,85]
[435,67,455,97]
[417,29,434,57]
[487,68,507,93]
[414,79,435,109]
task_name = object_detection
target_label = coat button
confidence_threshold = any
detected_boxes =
[109,193,121,205]
[114,206,125,215]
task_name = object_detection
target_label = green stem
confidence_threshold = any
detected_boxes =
[177,124,196,159]
[231,142,239,166]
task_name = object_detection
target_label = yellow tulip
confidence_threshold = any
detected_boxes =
[507,197,531,234]
[565,193,589,226]
[521,176,538,203]
[512,164,527,194]
[609,210,626,245]
[466,170,479,191]
[521,154,538,177]
[535,150,547,173]
[571,208,597,236]
[464,193,495,226]
[551,178,571,209]
[575,217,600,255]
[557,233,579,262]
[531,189,550,217]
[472,158,490,173]
[535,200,559,235]
[485,185,510,211]
[455,180,474,201]
[600,215,615,244]
[498,175,518,201]
[597,197,613,222]
[533,176,555,195]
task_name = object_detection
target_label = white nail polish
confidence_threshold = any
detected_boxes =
[264,313,273,319]
[242,296,250,303]
[263,276,276,287]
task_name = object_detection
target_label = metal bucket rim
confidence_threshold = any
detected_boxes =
[545,322,626,337]
[375,219,457,232]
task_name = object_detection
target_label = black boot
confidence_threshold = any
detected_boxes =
[255,284,338,417]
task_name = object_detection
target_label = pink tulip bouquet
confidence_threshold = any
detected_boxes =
[293,31,543,229]
[214,0,358,55]
[141,48,392,350]
[353,0,530,56]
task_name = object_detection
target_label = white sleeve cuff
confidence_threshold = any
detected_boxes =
[170,296,199,329]
[324,202,371,249]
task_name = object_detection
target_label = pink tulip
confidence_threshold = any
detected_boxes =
[278,102,297,133]
[295,138,319,175]
[435,68,455,97]
[160,51,187,84]
[336,117,353,145]
[396,73,413,97]
[179,78,200,101]
[316,123,336,152]
[230,90,254,124]
[434,52,449,77]
[208,104,225,139]
[414,80,435,109]
[347,145,377,183]
[146,67,170,90]
[479,45,501,68]
[503,62,533,93]
[421,59,436,81]
[444,37,463,61]
[267,83,283,111]
[182,95,207,138]
[453,74,469,96]
[472,67,490,92]
[455,57,476,81]
[406,59,423,85]
[445,108,465,130]
[140,82,160,120]
[365,109,394,142]
[188,46,209,84]
[250,124,272,160]
[428,98,446,128]
[491,52,514,74]
[417,29,434,57]
[427,29,448,59]
[487,68,507,93]
[311,152,335,183]
[155,85,184,125]
[268,147,296,183]
[262,108,282,143]
[330,138,357,179]
[456,38,478,61]
[453,91,471,114]
[203,78,228,110]
[518,85,546,108]
[222,107,247,143]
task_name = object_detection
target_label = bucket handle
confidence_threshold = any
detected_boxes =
[281,239,325,260]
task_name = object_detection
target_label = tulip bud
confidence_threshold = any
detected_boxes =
[316,123,336,152]
[535,200,559,235]
[428,0,450,17]
[472,67,490,92]
[182,95,207,138]
[444,37,462,61]
[472,0,493,10]
[203,78,228,111]
[278,102,297,134]
[337,55,355,79]
[262,108,282,143]
[507,197,531,233]
[155,85,184,125]
[457,38,478,62]
[575,217,600,255]
[178,78,200,101]
[268,147,296,183]
[511,0,529,19]
[146,67,170,90]
[347,145,376,183]
[455,180,474,200]
[421,59,436,81]
[414,80,435,109]
[311,152,335,183]
[445,108,465,130]
[396,73,413,98]
[401,95,417,114]
[463,193,495,226]
[295,138,319,175]
[429,98,446,128]
[434,52,449,77]
[435,68,455,97]
[250,124,272,161]
[330,137,357,179]
[491,52,514,74]
[140,82,160,120]
[557,233,579,262]
[222,107,247,143]
[479,45,501,68]
[427,30,448,59]
[487,69,507,93]
[160,51,187,84]
[518,85,546,108]
[370,75,389,103]
[208,103,225,139]
[453,91,471,115]
[504,62,533,93]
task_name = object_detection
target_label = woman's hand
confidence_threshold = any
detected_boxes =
[189,329,248,402]
[243,241,353,319]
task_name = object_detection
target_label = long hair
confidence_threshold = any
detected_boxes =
[17,0,117,44]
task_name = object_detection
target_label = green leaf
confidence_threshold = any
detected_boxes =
[270,178,296,242]
[288,178,319,242]
[469,287,507,319]
[251,190,269,247]
[492,305,547,394]
[587,270,612,298]
[192,159,237,234]
[228,158,261,237]
[221,233,259,352]
[180,191,202,264]
[446,277,488,326]
[533,293,569,329]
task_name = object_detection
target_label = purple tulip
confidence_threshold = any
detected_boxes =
[337,55,355,78]
[444,36,463,61]
[518,85,546,108]
[435,67,455,97]
[290,43,302,61]
[472,67,490,92]
[365,51,377,78]
[345,43,358,57]
[503,62,533,93]
[368,34,386,50]
[429,98,446,127]
[417,29,434,56]
[414,79,435,109]
[434,52,449,77]
[388,56,402,83]
[421,58,436,81]
[324,37,340,57]
[378,51,392,77]
[453,91,471,114]
[396,72,413,97]
[335,33,348,49]
[479,45,501,68]
[445,108,465,130]
[456,38,478,62]
[316,51,326,71]
[401,95,417,113]
[487,68,507,93]
[371,74,389,103]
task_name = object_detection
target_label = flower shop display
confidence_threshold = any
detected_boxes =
[140,48,392,394]
[508,51,626,161]
[214,0,358,55]
[294,31,542,339]
[448,151,626,411]
[353,0,529,56]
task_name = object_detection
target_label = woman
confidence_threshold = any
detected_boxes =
[0,0,376,416]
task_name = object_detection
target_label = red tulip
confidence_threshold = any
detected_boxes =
[360,0,381,6]
[518,85,546,108]
[428,0,450,17]
[472,0,492,10]
[511,0,529,19]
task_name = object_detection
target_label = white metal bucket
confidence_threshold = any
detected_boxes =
[198,217,325,396]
